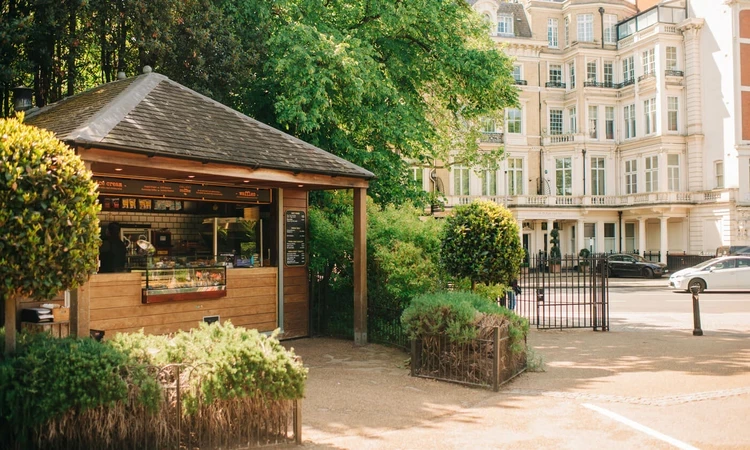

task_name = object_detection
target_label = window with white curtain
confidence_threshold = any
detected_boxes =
[481,169,497,196]
[666,46,678,70]
[548,19,559,48]
[605,106,615,140]
[556,157,572,196]
[644,98,657,134]
[604,14,617,44]
[497,14,513,35]
[568,106,577,133]
[623,56,634,82]
[588,105,598,139]
[568,61,576,88]
[507,158,524,195]
[591,156,605,195]
[624,104,636,138]
[642,48,655,75]
[715,161,724,189]
[668,154,680,191]
[625,159,638,194]
[668,97,679,131]
[454,166,470,195]
[507,108,522,134]
[587,61,597,82]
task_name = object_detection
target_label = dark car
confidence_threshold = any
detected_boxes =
[606,253,668,278]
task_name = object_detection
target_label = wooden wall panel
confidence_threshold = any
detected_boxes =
[89,268,278,338]
[282,189,309,339]
[741,10,750,39]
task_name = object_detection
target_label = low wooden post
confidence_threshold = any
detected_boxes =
[69,281,91,338]
[294,399,302,444]
[492,326,500,392]
[4,296,17,354]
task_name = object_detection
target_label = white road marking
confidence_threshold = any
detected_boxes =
[583,403,699,450]
[665,299,749,303]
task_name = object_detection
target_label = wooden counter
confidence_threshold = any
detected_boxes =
[89,267,278,337]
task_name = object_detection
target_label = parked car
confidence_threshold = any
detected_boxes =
[606,253,668,278]
[715,245,750,257]
[669,256,750,293]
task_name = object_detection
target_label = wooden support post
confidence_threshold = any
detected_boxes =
[69,281,91,338]
[4,296,17,354]
[353,188,367,346]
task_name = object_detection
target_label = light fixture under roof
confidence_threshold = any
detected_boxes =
[243,180,250,183]
[187,175,195,179]
[114,168,123,172]
[298,184,304,188]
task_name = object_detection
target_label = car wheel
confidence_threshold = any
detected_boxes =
[641,267,654,278]
[687,278,706,293]
[607,267,614,278]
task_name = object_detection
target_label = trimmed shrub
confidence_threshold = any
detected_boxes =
[401,291,528,352]
[441,200,523,289]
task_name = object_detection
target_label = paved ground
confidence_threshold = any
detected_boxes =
[282,284,750,449]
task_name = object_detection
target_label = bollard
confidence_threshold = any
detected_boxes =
[690,285,703,336]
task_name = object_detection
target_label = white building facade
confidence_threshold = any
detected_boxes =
[423,0,750,262]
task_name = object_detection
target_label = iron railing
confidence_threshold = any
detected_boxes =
[411,327,526,391]
[638,72,656,82]
[665,69,684,77]
[583,81,617,88]
[514,79,528,85]
[545,81,566,89]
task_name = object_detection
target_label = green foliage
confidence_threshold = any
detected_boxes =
[309,191,445,311]
[0,322,306,443]
[3,0,517,207]
[441,200,524,287]
[0,329,159,442]
[401,291,528,351]
[0,116,101,302]
[549,228,561,262]
[578,247,591,267]
[107,322,308,412]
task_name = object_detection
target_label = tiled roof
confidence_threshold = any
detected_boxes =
[498,3,533,39]
[25,73,374,180]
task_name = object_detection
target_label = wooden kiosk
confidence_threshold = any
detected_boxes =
[23,69,373,343]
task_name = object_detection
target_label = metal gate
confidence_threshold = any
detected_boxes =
[513,255,609,330]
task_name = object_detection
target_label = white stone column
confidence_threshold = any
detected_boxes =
[660,217,669,264]
[638,217,646,256]
[517,217,524,248]
[658,150,668,193]
[679,19,705,191]
[596,221,605,255]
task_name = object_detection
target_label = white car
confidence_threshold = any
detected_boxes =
[669,256,750,293]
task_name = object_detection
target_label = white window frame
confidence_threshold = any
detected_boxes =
[645,155,659,192]
[666,46,678,70]
[568,106,577,133]
[642,48,655,76]
[564,16,570,47]
[625,159,638,194]
[586,61,597,82]
[549,64,562,84]
[624,104,636,139]
[550,109,563,135]
[604,14,617,44]
[556,157,573,196]
[591,156,606,195]
[548,18,559,49]
[623,56,634,82]
[482,117,496,133]
[512,64,522,82]
[577,14,594,42]
[507,108,522,134]
[497,14,513,36]
[668,154,680,191]
[604,61,613,86]
[605,106,615,140]
[454,166,470,196]
[668,96,679,132]
[644,98,657,135]
[507,158,524,195]
[568,61,576,89]
[481,169,498,196]
[410,167,424,190]
[715,161,724,189]
[588,105,598,139]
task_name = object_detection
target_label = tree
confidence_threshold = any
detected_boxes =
[0,115,101,353]
[441,200,523,290]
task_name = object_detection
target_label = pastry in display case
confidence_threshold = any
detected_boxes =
[141,261,227,304]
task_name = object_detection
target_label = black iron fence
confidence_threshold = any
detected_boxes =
[516,255,608,330]
[410,326,526,391]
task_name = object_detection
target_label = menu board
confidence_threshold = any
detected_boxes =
[285,211,306,266]
[94,177,271,204]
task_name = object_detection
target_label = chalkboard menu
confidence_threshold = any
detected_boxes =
[285,211,306,266]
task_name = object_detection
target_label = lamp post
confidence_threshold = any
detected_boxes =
[12,85,33,112]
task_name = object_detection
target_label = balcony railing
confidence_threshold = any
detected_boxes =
[479,131,504,144]
[638,72,656,82]
[442,189,737,209]
[583,81,617,89]
[514,79,528,86]
[665,69,684,77]
[614,78,635,89]
[545,82,566,89]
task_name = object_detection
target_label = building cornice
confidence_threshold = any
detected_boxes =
[676,18,705,33]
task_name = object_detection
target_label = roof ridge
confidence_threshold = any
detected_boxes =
[68,73,167,143]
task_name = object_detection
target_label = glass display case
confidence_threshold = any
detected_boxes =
[141,262,227,304]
